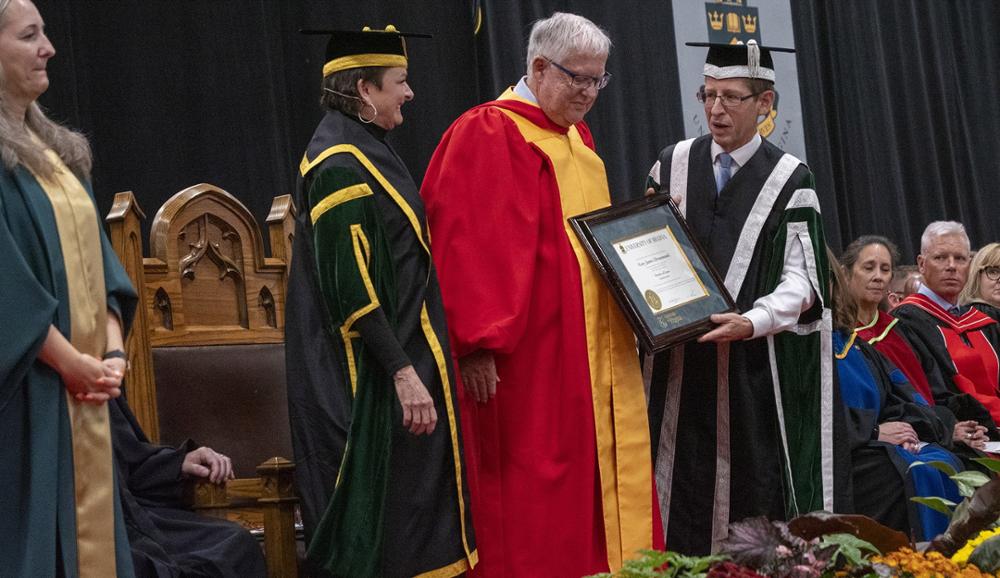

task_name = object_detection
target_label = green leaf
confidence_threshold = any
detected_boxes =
[907,460,957,477]
[586,549,728,578]
[971,457,1000,474]
[910,496,958,515]
[944,470,993,498]
[662,551,727,578]
[952,470,994,489]
[819,532,880,566]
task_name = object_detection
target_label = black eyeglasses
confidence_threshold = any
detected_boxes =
[697,89,760,108]
[544,58,611,91]
[982,266,1000,281]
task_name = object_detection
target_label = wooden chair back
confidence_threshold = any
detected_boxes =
[106,183,299,577]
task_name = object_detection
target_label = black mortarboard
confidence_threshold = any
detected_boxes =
[300,26,431,78]
[686,40,794,82]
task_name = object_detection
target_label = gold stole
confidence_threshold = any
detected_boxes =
[30,144,118,578]
[497,95,654,569]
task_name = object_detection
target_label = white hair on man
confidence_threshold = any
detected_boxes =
[920,221,970,254]
[525,12,611,73]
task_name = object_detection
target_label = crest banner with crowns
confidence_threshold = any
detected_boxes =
[671,0,807,161]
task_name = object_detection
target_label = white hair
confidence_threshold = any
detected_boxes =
[920,220,970,253]
[525,12,611,73]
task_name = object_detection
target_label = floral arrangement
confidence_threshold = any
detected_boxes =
[588,511,1000,577]
[589,458,1000,577]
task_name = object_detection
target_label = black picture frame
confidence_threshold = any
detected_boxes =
[569,193,736,352]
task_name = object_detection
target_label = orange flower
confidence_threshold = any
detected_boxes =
[871,547,993,577]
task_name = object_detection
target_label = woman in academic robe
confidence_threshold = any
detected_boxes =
[0,0,137,575]
[842,235,993,447]
[284,26,475,578]
[831,249,963,541]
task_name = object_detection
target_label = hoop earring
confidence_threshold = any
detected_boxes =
[358,101,378,124]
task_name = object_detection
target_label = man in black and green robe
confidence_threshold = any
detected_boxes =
[644,41,841,555]
[284,27,475,578]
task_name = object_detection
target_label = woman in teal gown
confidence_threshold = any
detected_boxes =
[0,0,137,575]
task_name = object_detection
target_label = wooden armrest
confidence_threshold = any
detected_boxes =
[190,457,299,577]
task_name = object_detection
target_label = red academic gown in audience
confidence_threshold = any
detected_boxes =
[893,294,1000,428]
[421,90,662,577]
[857,310,938,405]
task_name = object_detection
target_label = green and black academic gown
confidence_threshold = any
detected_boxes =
[646,135,843,554]
[0,163,137,577]
[285,110,476,578]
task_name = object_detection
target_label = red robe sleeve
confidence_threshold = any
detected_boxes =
[421,105,544,358]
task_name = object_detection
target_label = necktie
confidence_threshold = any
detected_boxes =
[949,305,963,317]
[716,152,733,195]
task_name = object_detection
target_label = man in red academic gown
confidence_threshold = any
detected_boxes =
[420,11,661,578]
[894,221,1000,428]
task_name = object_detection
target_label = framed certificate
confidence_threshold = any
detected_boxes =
[569,194,736,352]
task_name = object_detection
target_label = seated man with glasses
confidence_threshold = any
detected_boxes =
[894,222,1000,430]
[645,41,835,555]
[421,11,661,577]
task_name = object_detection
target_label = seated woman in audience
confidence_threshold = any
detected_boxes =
[842,235,994,446]
[960,242,1000,311]
[831,249,963,541]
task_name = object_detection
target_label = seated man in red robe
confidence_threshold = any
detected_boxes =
[421,11,661,577]
[893,221,1000,431]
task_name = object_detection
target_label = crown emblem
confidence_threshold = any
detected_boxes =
[726,12,741,33]
[742,14,757,33]
[708,11,724,31]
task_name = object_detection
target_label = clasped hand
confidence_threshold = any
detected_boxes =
[878,421,920,453]
[63,352,124,404]
[952,420,989,450]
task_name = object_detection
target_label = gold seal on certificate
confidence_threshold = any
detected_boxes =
[644,289,662,311]
[570,194,735,351]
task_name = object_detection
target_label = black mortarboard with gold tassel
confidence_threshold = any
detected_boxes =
[301,25,431,78]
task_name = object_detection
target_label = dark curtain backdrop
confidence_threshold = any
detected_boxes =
[33,0,684,250]
[793,0,1000,261]
[30,1,1000,263]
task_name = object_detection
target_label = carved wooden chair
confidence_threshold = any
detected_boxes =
[106,184,299,577]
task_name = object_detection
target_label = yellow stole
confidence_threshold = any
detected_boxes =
[496,91,654,569]
[30,143,118,578]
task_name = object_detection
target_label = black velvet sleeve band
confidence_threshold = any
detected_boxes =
[354,308,411,376]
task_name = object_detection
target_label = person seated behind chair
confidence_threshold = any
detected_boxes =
[841,235,993,450]
[830,248,963,541]
[109,396,266,578]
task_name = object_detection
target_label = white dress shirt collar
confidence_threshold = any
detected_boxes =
[918,284,959,312]
[513,76,538,104]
